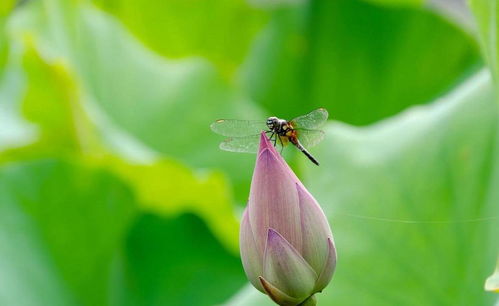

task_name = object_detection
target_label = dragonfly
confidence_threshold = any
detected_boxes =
[210,108,328,166]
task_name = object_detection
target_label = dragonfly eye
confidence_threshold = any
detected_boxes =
[266,117,277,129]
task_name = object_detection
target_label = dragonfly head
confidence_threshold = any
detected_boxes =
[266,117,279,130]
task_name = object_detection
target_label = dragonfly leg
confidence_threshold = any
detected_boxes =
[268,132,275,146]
[265,130,274,143]
[278,136,284,154]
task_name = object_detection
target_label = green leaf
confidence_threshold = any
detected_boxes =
[112,213,246,306]
[307,71,499,305]
[8,0,263,202]
[0,159,137,306]
[0,18,10,77]
[92,0,265,75]
[100,156,241,253]
[0,39,103,161]
[0,0,15,17]
[20,44,101,156]
[0,160,246,306]
[242,0,480,125]
[469,0,499,82]
[485,258,499,292]
[364,0,423,6]
[228,71,499,305]
[91,0,266,76]
[1,26,241,253]
[0,33,6,77]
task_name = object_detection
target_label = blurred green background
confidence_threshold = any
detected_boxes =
[0,0,498,305]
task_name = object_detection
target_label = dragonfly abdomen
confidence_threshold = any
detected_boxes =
[293,139,320,166]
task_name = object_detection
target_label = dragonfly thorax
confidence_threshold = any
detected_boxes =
[266,116,292,136]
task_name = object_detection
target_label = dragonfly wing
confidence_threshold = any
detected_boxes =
[210,119,267,137]
[290,108,329,130]
[220,133,286,153]
[220,135,261,153]
[296,129,325,148]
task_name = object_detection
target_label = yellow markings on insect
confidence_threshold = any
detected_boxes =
[216,119,225,123]
[279,136,289,146]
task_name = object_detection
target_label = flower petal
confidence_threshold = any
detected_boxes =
[314,238,337,292]
[240,208,264,292]
[258,131,274,152]
[296,183,333,274]
[259,276,302,306]
[248,145,303,255]
[258,132,308,192]
[263,228,317,299]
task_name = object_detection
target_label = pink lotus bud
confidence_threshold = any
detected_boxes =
[240,132,336,305]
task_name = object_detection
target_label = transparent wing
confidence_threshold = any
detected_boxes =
[219,134,285,153]
[290,108,329,130]
[210,119,267,137]
[219,135,260,153]
[296,129,325,148]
